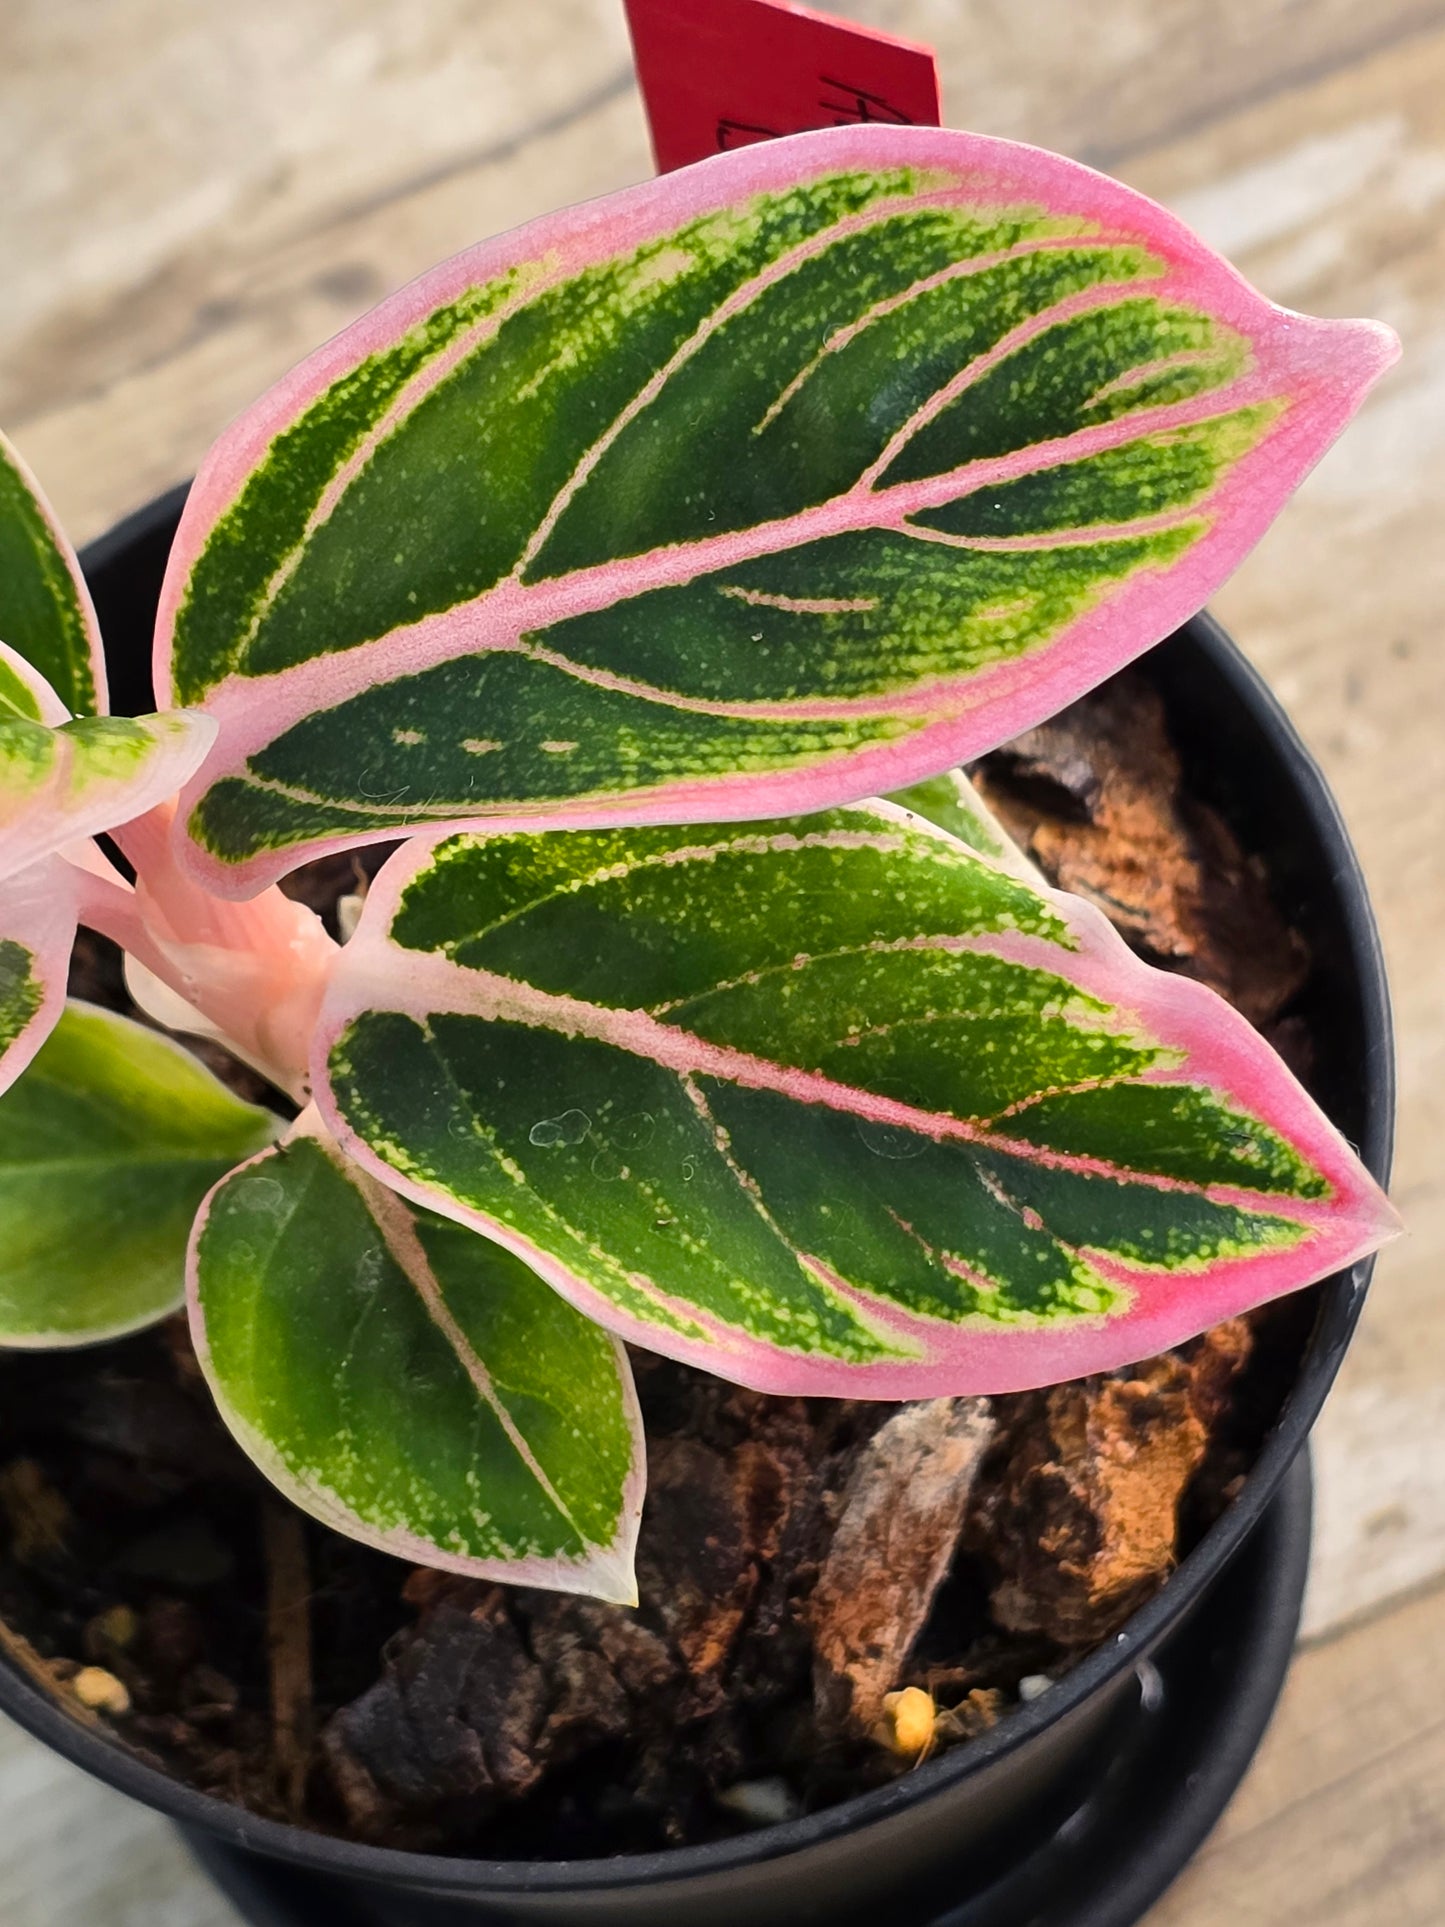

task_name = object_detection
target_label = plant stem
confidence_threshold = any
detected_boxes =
[262,1500,314,1820]
[67,802,339,1098]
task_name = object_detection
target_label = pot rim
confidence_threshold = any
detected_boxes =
[0,507,1395,1894]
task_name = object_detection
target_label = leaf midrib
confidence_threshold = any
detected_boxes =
[353,946,1329,1222]
[197,385,1255,766]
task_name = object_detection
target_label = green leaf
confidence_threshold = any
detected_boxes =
[189,1116,643,1598]
[156,127,1396,896]
[0,1002,278,1347]
[887,765,1039,878]
[314,807,1398,1398]
[0,433,104,717]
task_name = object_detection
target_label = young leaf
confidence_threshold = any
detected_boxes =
[0,432,105,718]
[0,646,217,1091]
[314,808,1398,1399]
[0,639,70,729]
[158,125,1397,897]
[0,1001,278,1347]
[188,1112,644,1599]
[0,699,217,886]
[0,857,83,1099]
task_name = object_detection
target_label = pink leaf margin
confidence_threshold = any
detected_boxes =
[0,856,82,1099]
[157,123,1398,899]
[0,710,217,890]
[311,820,1401,1401]
[0,642,70,728]
[0,430,108,717]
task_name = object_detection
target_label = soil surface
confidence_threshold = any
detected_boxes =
[0,669,1319,1854]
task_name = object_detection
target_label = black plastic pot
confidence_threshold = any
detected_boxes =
[0,492,1395,1927]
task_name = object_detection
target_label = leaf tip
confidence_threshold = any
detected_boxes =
[1302,310,1402,401]
[572,1543,641,1609]
[1368,1182,1406,1247]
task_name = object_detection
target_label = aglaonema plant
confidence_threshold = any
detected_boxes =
[0,126,1401,1602]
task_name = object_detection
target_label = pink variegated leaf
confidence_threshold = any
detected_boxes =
[0,620,216,1085]
[0,857,83,1099]
[0,641,70,730]
[0,432,106,719]
[0,438,217,1051]
[313,806,1398,1399]
[0,690,217,888]
[158,125,1396,898]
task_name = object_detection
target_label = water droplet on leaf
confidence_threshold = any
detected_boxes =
[528,1109,591,1148]
[238,1176,285,1211]
[855,1118,928,1161]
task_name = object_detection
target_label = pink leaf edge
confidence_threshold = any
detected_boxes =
[0,856,82,1098]
[310,824,1401,1402]
[155,123,1399,900]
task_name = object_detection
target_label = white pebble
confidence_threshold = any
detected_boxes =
[715,1777,801,1827]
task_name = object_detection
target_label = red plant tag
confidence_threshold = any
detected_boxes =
[624,0,941,173]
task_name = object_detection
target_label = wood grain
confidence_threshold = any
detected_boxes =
[1125,18,1445,1641]
[1148,1578,1445,1925]
[1,0,1442,1920]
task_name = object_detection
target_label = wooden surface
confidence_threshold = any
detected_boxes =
[1,0,1443,1919]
